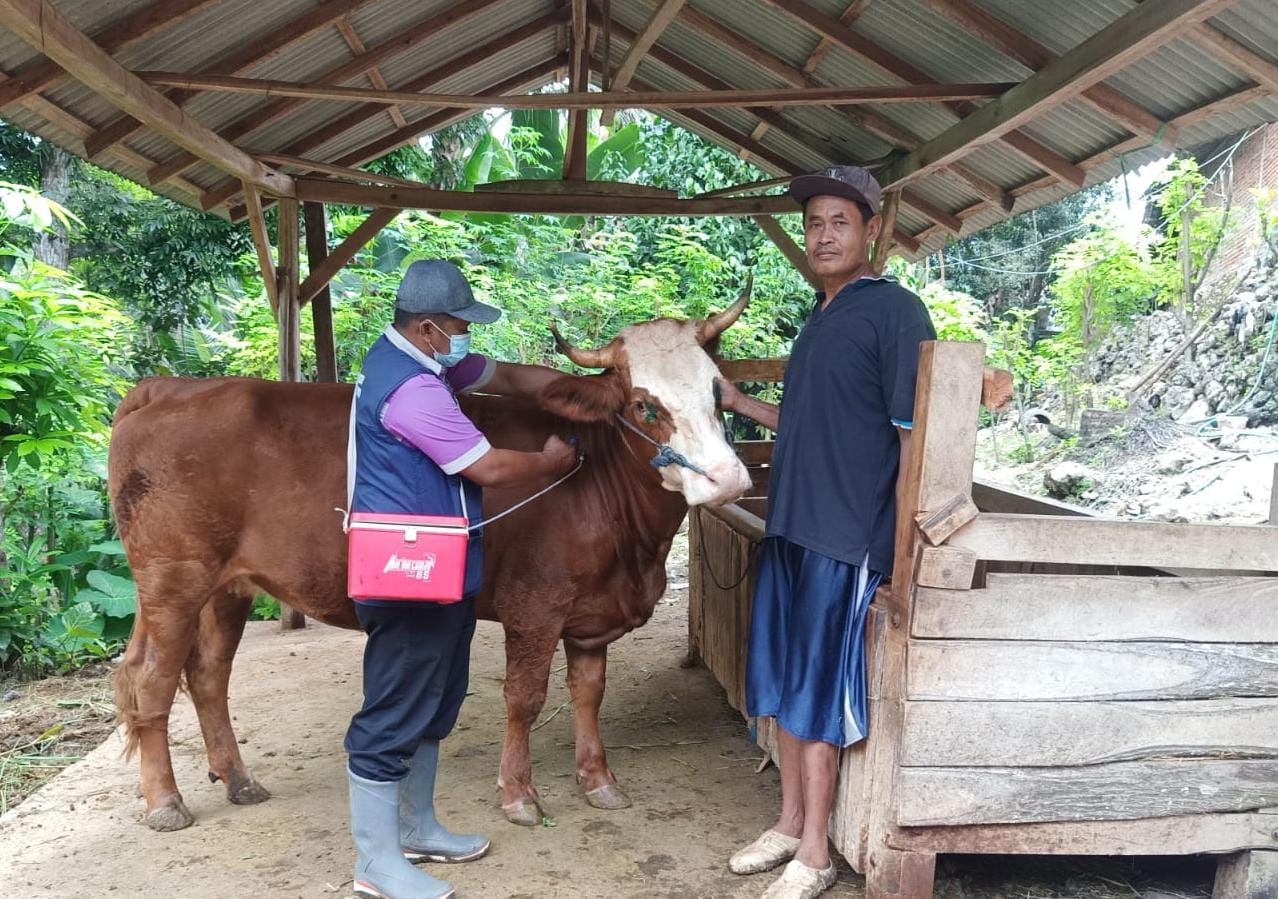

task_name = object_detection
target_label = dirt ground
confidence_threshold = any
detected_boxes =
[0,563,1214,899]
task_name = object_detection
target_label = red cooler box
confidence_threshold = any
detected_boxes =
[346,512,470,603]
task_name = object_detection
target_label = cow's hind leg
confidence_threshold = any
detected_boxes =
[186,588,270,806]
[115,562,213,832]
[498,627,559,826]
[565,642,630,810]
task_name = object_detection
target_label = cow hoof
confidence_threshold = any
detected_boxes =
[144,800,194,832]
[502,797,544,827]
[228,779,271,805]
[584,783,631,810]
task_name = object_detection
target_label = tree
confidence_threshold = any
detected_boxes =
[1149,157,1236,329]
[939,184,1112,317]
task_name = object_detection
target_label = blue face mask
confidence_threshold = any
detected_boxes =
[430,328,471,368]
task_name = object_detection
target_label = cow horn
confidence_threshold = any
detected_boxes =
[551,324,619,369]
[697,274,753,345]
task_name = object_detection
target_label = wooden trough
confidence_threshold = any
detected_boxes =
[691,342,1278,899]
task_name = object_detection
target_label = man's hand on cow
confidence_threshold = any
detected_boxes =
[715,377,745,413]
[542,435,577,474]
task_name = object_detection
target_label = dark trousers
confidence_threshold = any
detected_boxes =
[344,597,477,782]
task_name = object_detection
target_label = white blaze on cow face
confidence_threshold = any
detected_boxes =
[617,319,751,507]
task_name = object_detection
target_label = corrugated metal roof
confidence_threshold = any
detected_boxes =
[0,0,1271,248]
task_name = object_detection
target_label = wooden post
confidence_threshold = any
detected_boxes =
[1270,463,1277,528]
[304,201,338,383]
[275,197,306,631]
[863,341,985,899]
[871,190,900,274]
[751,214,819,290]
[562,0,589,181]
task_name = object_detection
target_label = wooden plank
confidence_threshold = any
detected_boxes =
[889,813,1278,856]
[147,0,514,186]
[0,0,219,110]
[291,176,798,216]
[0,0,294,198]
[915,545,976,589]
[1215,849,1278,898]
[915,493,979,546]
[897,760,1278,826]
[981,366,1013,411]
[914,574,1278,642]
[334,18,406,129]
[297,207,399,306]
[831,601,887,873]
[138,70,1017,108]
[747,465,771,497]
[82,0,379,158]
[908,640,1278,702]
[702,501,766,542]
[602,0,686,125]
[733,440,775,466]
[259,154,421,189]
[718,358,787,382]
[883,0,1240,189]
[752,215,818,289]
[903,698,1278,767]
[243,186,277,313]
[865,341,983,899]
[476,179,675,197]
[303,202,337,384]
[948,513,1278,573]
[1271,462,1278,527]
[1190,24,1278,93]
[687,507,704,666]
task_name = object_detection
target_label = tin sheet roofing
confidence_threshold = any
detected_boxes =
[0,0,1272,253]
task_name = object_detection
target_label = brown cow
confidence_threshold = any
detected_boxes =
[109,292,752,832]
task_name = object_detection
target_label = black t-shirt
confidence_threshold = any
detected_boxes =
[765,276,936,575]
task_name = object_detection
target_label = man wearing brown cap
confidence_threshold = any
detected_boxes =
[718,166,935,898]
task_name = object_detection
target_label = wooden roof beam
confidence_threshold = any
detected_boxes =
[335,18,407,129]
[601,45,962,234]
[802,0,872,77]
[290,175,803,216]
[666,7,1014,210]
[758,0,1086,186]
[259,153,423,189]
[915,0,1173,142]
[1188,23,1278,93]
[0,0,292,198]
[563,0,590,180]
[221,56,568,216]
[0,0,219,110]
[136,72,1018,108]
[203,18,563,211]
[82,0,381,159]
[147,0,510,186]
[600,0,687,126]
[883,0,1242,190]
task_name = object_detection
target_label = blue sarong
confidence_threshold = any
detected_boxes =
[745,536,883,747]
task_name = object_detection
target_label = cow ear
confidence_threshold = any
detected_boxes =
[538,372,626,423]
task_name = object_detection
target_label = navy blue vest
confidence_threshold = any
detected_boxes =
[352,333,484,600]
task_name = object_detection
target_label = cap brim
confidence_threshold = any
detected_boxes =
[450,300,502,324]
[789,175,877,212]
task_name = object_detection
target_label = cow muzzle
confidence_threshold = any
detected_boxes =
[680,457,751,508]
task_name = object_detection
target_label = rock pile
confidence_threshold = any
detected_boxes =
[1090,264,1277,424]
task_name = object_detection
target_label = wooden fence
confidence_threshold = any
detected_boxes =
[690,342,1278,899]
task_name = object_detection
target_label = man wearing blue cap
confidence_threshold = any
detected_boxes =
[344,259,577,899]
[718,167,936,899]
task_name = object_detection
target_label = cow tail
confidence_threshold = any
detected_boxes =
[112,618,146,757]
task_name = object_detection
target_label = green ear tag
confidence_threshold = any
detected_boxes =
[645,405,658,423]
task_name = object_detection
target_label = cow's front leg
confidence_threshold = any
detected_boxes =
[566,642,630,810]
[498,627,558,826]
